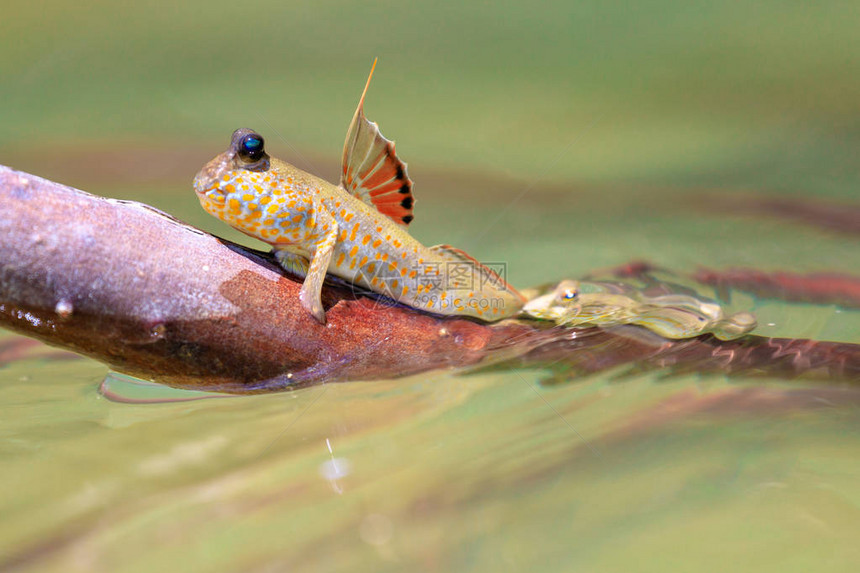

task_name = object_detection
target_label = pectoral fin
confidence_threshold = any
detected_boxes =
[299,226,338,324]
[273,232,337,324]
[273,249,310,279]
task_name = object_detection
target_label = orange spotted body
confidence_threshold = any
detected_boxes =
[194,62,524,323]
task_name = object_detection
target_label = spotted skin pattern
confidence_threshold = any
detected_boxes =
[193,69,524,324]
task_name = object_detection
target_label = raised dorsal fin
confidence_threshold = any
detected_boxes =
[428,244,522,298]
[341,59,415,227]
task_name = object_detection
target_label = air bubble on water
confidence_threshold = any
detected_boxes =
[319,457,352,481]
[319,438,351,494]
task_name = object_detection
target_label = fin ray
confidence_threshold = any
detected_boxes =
[341,59,415,227]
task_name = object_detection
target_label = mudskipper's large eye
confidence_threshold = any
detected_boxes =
[237,132,265,163]
[561,289,577,300]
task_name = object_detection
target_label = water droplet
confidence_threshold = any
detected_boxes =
[149,323,166,340]
[16,310,42,327]
[54,299,73,319]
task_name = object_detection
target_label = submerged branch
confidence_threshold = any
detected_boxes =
[0,165,858,392]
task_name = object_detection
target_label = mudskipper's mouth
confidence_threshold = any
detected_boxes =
[194,151,235,197]
[194,183,225,205]
[192,169,227,207]
[193,173,217,196]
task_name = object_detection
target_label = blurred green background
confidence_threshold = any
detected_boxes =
[2,3,860,572]
[3,0,860,190]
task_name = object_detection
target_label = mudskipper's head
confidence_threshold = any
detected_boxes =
[193,128,271,220]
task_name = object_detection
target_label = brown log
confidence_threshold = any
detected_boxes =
[1,165,858,392]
